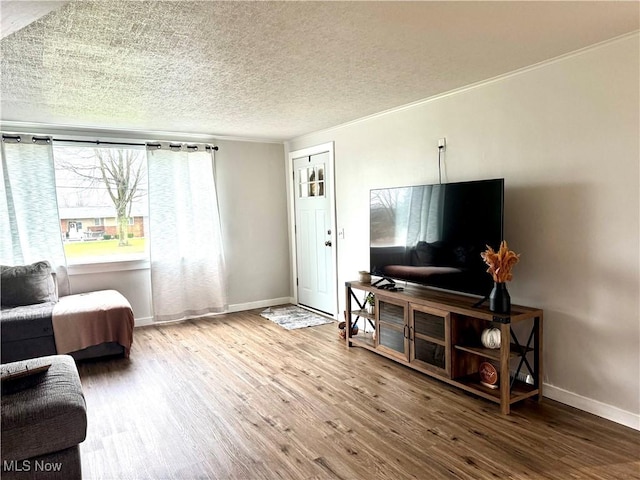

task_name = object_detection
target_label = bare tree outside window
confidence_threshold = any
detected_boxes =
[95,149,145,246]
[54,146,148,262]
[370,188,405,246]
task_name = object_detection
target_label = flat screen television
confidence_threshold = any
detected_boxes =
[370,178,504,297]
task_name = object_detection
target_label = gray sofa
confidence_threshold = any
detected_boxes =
[1,261,131,364]
[1,355,87,479]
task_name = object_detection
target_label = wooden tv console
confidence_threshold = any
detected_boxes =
[344,281,543,414]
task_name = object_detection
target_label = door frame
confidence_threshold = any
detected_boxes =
[287,142,338,318]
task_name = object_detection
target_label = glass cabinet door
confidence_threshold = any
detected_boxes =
[376,298,408,360]
[409,305,450,376]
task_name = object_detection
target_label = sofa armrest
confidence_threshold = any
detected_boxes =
[1,355,87,461]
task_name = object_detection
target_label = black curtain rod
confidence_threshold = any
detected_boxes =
[54,138,142,146]
[1,134,218,150]
[55,138,219,150]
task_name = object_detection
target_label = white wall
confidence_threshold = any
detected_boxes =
[68,139,291,320]
[215,139,291,309]
[69,266,152,321]
[287,34,639,428]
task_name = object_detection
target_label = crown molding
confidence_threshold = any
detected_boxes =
[287,30,639,144]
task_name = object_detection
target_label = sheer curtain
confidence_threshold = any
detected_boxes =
[146,143,227,322]
[405,185,444,245]
[0,135,66,267]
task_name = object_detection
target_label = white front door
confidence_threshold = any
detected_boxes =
[293,151,336,315]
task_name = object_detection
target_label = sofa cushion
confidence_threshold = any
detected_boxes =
[1,355,87,461]
[1,261,58,307]
[53,265,71,298]
[0,303,56,342]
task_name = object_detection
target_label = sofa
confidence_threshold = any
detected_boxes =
[1,261,134,364]
[1,355,87,479]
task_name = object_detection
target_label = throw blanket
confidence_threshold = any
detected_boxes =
[52,290,134,357]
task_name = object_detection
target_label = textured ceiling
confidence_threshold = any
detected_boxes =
[1,1,638,141]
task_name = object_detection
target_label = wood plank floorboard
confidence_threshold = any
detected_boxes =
[77,309,640,479]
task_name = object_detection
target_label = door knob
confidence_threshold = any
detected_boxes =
[325,240,332,247]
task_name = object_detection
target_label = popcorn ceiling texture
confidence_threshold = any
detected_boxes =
[1,1,637,140]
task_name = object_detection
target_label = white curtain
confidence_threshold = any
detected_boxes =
[405,185,444,245]
[0,135,66,267]
[146,143,227,322]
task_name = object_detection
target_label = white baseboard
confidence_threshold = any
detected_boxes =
[134,316,154,327]
[227,297,294,313]
[544,383,639,431]
[133,298,294,327]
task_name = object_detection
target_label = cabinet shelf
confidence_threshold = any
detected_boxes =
[454,343,533,361]
[455,374,539,403]
[351,309,375,321]
[415,332,446,347]
[344,281,543,414]
[349,336,376,349]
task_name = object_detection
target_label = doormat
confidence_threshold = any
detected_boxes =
[260,306,333,330]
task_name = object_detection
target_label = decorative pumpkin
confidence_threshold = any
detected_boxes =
[481,327,501,349]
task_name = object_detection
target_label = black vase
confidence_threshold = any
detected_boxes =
[489,282,511,314]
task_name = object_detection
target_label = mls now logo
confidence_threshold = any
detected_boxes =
[3,460,63,472]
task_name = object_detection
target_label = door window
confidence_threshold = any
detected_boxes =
[298,165,325,198]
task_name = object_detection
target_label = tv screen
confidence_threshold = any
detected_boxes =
[370,178,504,297]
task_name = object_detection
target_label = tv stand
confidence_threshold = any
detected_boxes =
[345,281,543,414]
[472,295,489,308]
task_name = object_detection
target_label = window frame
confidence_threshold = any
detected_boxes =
[2,126,219,274]
[53,142,150,268]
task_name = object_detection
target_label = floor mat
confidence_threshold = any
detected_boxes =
[260,305,333,330]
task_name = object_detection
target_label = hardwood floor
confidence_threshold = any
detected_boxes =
[77,309,639,479]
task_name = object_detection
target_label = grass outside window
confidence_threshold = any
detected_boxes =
[63,238,147,260]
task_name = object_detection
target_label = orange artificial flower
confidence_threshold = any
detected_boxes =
[481,240,520,283]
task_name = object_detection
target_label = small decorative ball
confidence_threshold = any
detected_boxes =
[479,362,498,385]
[481,327,501,349]
[338,321,358,339]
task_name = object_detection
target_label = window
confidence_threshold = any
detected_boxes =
[298,165,325,198]
[53,145,148,264]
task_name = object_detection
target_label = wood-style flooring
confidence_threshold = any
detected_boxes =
[77,309,640,479]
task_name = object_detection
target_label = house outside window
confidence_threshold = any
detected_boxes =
[53,145,148,264]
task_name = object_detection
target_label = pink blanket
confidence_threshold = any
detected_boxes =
[52,290,134,357]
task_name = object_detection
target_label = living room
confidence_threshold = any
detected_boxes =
[1,1,639,479]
